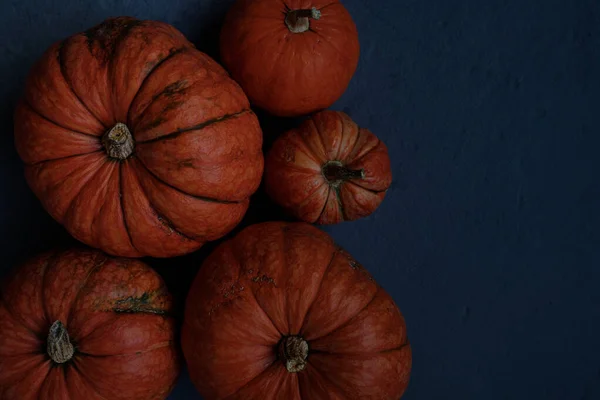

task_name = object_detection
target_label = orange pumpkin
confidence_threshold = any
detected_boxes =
[182,222,411,399]
[0,248,179,399]
[13,17,263,258]
[220,0,360,117]
[265,111,392,224]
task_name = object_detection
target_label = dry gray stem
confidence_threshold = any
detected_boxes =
[285,7,322,33]
[47,320,75,364]
[103,123,135,160]
[279,336,309,373]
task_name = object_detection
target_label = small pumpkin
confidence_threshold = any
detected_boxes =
[0,248,179,400]
[265,111,392,224]
[220,0,360,117]
[13,17,264,258]
[182,222,411,399]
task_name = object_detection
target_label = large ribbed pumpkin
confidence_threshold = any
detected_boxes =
[0,248,179,400]
[182,222,411,399]
[13,17,264,258]
[220,0,360,117]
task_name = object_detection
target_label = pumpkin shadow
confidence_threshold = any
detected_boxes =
[182,0,236,62]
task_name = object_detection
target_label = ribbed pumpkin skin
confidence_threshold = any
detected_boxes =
[220,0,360,117]
[0,248,179,400]
[182,222,411,400]
[13,17,264,258]
[265,111,392,224]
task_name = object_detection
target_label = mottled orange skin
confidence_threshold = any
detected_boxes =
[220,0,360,117]
[13,17,264,258]
[182,222,411,400]
[265,111,392,224]
[0,248,179,400]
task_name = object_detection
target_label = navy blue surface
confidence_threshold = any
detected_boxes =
[1,1,599,399]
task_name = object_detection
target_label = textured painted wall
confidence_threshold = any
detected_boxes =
[1,0,599,399]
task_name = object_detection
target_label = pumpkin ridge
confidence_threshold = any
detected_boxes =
[22,98,101,139]
[293,125,327,165]
[228,240,282,335]
[309,118,330,159]
[135,109,251,145]
[348,137,382,165]
[117,164,141,255]
[48,153,108,225]
[58,40,108,130]
[89,163,120,243]
[293,181,328,211]
[315,186,332,223]
[125,46,190,125]
[344,116,363,162]
[299,249,338,333]
[66,255,108,326]
[298,359,348,399]
[262,36,289,97]
[310,287,381,342]
[40,251,65,325]
[282,227,294,333]
[346,180,387,195]
[223,361,278,400]
[27,149,104,167]
[242,278,283,336]
[69,358,110,400]
[0,294,45,343]
[133,154,241,204]
[124,159,200,243]
[77,340,173,359]
[309,24,347,58]
[319,2,340,11]
[25,357,53,399]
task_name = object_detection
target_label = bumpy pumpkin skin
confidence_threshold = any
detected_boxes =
[0,248,179,400]
[265,111,392,224]
[13,17,264,258]
[182,222,411,400]
[220,0,360,117]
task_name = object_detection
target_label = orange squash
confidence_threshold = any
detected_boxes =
[182,222,411,399]
[220,0,360,116]
[13,17,263,258]
[0,249,179,399]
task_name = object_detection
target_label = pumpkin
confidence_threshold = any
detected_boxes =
[264,111,392,224]
[13,16,264,258]
[0,248,179,400]
[182,222,411,399]
[220,0,360,117]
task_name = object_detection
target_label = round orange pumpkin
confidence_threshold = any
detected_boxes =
[182,222,411,399]
[13,17,264,258]
[0,248,179,399]
[265,110,392,224]
[220,0,360,117]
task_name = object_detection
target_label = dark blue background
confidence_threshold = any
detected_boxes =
[1,0,599,399]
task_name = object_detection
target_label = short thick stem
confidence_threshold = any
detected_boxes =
[102,123,134,160]
[322,162,365,183]
[278,336,309,373]
[47,321,75,364]
[285,7,322,33]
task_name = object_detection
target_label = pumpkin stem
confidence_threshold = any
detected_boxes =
[278,336,309,373]
[47,321,75,364]
[285,7,321,34]
[102,123,135,160]
[322,161,365,183]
